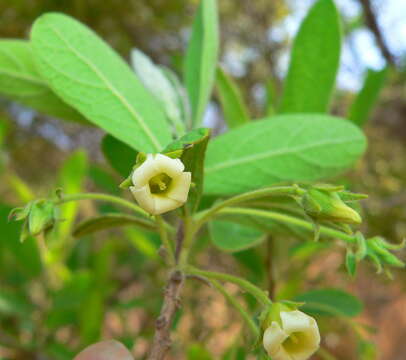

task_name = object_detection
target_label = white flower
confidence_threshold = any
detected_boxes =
[130,154,191,215]
[263,310,320,360]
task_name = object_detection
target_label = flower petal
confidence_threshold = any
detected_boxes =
[132,155,159,187]
[280,311,312,334]
[154,153,184,177]
[130,185,155,214]
[166,172,191,202]
[263,321,289,357]
[74,340,134,360]
[153,196,181,215]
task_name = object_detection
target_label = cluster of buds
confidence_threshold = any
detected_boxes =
[260,302,320,360]
[122,153,191,215]
[9,199,58,241]
[301,184,364,226]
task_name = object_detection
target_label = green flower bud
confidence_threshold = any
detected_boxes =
[368,237,405,268]
[301,186,362,225]
[9,199,58,241]
[28,200,56,236]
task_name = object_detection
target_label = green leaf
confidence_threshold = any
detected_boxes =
[164,128,211,212]
[209,220,263,252]
[279,0,342,113]
[216,67,250,128]
[295,288,363,317]
[0,40,87,123]
[161,67,192,129]
[0,290,34,316]
[73,213,155,237]
[101,134,137,178]
[57,150,88,239]
[345,248,357,277]
[31,13,171,152]
[205,114,366,195]
[184,0,219,126]
[0,203,42,278]
[187,344,213,360]
[89,165,120,195]
[131,49,186,134]
[348,67,388,127]
[233,249,265,282]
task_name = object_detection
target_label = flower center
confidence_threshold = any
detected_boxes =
[149,173,172,194]
[282,332,307,353]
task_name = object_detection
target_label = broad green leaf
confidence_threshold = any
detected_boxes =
[209,220,263,252]
[348,67,388,127]
[205,114,366,195]
[31,13,171,152]
[0,40,87,123]
[216,67,250,128]
[131,49,186,134]
[279,0,342,113]
[101,135,137,178]
[73,213,156,237]
[184,0,219,126]
[57,150,88,239]
[164,128,211,212]
[295,288,363,317]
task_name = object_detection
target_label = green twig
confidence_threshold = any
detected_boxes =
[186,266,272,306]
[210,279,259,337]
[219,207,355,243]
[57,192,149,217]
[194,185,304,230]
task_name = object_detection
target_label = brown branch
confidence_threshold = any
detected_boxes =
[148,270,184,360]
[358,0,395,66]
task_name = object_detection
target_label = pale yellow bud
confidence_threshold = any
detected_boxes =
[130,154,191,215]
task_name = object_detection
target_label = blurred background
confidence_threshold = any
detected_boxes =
[0,0,405,359]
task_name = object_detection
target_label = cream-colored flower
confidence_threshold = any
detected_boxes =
[130,154,191,215]
[263,310,320,360]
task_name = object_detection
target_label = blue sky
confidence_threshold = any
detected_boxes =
[283,0,406,90]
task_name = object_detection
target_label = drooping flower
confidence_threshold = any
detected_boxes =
[130,154,191,215]
[263,310,320,360]
[74,340,134,360]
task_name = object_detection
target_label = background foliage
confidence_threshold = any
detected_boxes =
[1,0,406,359]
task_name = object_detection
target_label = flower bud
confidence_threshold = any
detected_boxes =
[302,186,361,225]
[74,340,134,360]
[261,303,320,360]
[9,199,57,241]
[130,154,191,215]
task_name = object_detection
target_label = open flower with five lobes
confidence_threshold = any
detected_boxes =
[130,154,191,215]
[262,309,320,360]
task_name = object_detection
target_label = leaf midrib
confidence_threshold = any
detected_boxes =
[205,136,362,173]
[42,21,162,151]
